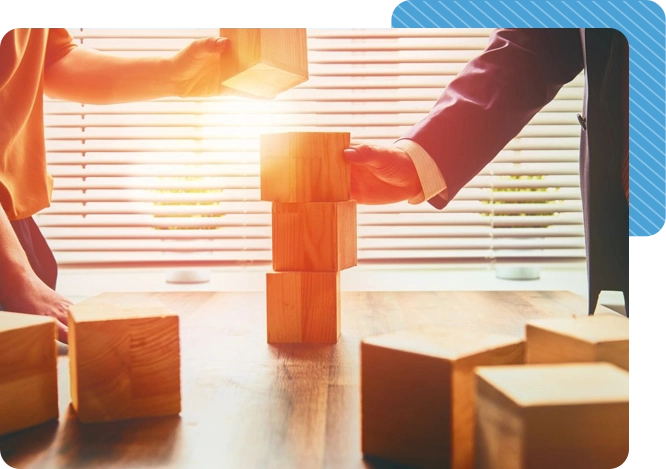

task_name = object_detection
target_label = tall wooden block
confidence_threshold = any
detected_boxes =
[68,300,181,423]
[0,311,58,436]
[219,28,308,99]
[526,315,629,370]
[266,271,340,344]
[272,201,357,272]
[361,327,524,469]
[260,132,351,203]
[475,363,629,469]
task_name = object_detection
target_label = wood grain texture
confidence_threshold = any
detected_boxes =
[266,271,340,343]
[260,132,351,203]
[0,291,622,469]
[272,201,357,272]
[475,363,629,469]
[0,312,58,437]
[361,327,524,469]
[219,29,308,99]
[68,299,181,423]
[526,315,629,370]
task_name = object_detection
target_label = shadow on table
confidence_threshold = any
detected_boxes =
[48,406,181,468]
[1,405,183,469]
[0,419,59,468]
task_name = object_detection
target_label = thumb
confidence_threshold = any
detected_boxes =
[190,37,229,56]
[343,144,374,164]
[344,144,391,168]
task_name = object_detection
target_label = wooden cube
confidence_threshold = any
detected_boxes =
[361,327,524,469]
[219,28,308,99]
[0,311,58,436]
[266,271,340,344]
[260,132,351,203]
[272,201,357,272]
[68,300,181,423]
[475,363,629,469]
[526,315,628,370]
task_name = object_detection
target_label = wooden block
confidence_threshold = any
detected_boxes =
[361,327,524,469]
[272,201,357,272]
[475,363,629,469]
[260,132,351,203]
[219,29,308,99]
[0,311,58,436]
[266,271,340,344]
[68,299,181,423]
[526,315,628,370]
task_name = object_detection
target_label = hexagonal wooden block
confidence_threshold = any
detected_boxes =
[219,28,308,99]
[260,132,351,203]
[0,311,58,436]
[68,299,181,423]
[526,315,628,370]
[266,271,340,344]
[272,201,357,272]
[361,327,524,469]
[475,363,629,469]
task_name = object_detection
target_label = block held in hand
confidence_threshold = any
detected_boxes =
[219,28,308,99]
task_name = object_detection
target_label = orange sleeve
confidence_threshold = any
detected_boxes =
[45,28,77,69]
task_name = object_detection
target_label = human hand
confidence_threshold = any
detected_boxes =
[169,36,239,98]
[343,144,422,204]
[0,271,72,344]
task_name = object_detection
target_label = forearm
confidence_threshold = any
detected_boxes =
[404,28,584,204]
[43,47,177,104]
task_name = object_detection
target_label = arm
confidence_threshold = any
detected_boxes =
[0,207,70,343]
[44,36,230,104]
[404,28,584,208]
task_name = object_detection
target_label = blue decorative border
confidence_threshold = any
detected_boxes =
[0,0,666,469]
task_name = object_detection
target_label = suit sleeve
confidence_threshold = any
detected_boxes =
[402,28,584,209]
[45,28,77,70]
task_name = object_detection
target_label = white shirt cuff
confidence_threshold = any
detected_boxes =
[393,139,448,205]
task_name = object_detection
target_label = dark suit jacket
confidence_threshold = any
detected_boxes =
[402,28,629,315]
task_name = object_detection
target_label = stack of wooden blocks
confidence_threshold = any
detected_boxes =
[361,314,629,469]
[260,132,356,344]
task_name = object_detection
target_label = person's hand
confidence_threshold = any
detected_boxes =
[0,270,72,344]
[343,143,423,204]
[169,36,240,98]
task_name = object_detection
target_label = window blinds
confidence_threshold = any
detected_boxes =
[38,28,585,267]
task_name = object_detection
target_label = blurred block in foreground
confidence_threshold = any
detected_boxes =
[361,327,524,469]
[475,363,629,469]
[526,315,629,370]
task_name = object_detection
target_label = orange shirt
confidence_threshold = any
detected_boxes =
[0,28,76,220]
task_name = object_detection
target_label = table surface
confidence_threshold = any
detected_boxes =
[0,290,618,469]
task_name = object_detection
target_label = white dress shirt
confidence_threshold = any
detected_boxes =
[393,139,448,205]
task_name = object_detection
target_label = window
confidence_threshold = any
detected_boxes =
[38,28,585,267]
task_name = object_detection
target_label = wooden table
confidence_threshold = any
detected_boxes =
[0,291,617,469]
